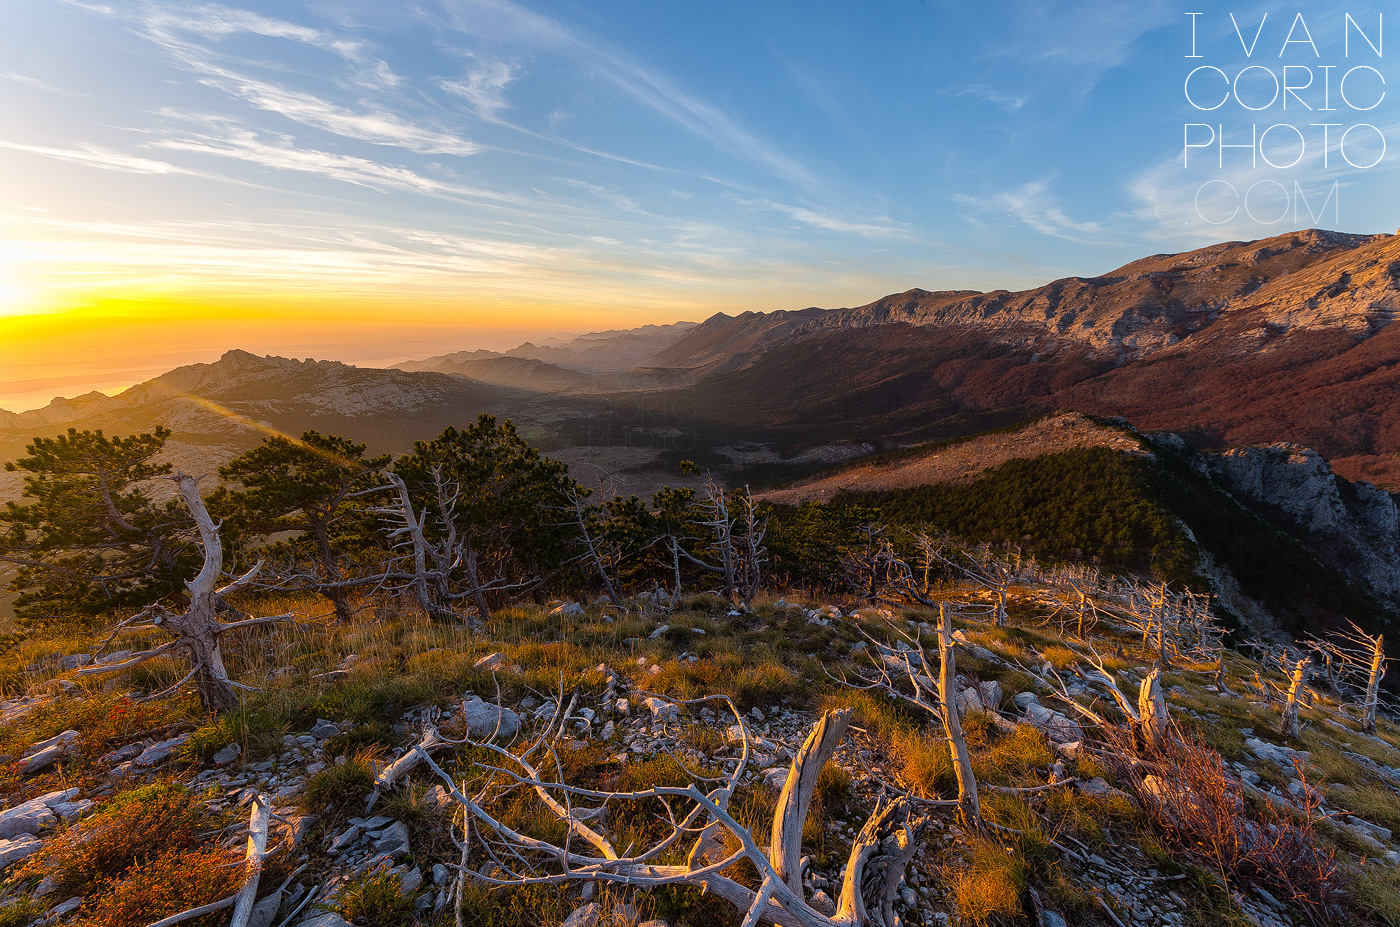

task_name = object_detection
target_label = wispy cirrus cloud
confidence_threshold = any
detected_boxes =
[1,72,85,96]
[188,64,478,155]
[151,127,497,197]
[0,140,196,176]
[957,84,1031,114]
[440,59,519,120]
[440,0,820,190]
[136,2,366,61]
[958,178,1106,243]
[112,2,479,156]
[766,202,908,238]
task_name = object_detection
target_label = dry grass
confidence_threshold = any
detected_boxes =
[1354,864,1400,926]
[950,830,1029,925]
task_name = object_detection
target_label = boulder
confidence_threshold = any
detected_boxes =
[0,796,57,839]
[134,734,190,766]
[18,730,80,775]
[47,898,83,920]
[460,697,521,739]
[1077,777,1130,800]
[0,834,42,868]
[763,767,790,793]
[1012,692,1041,712]
[642,697,679,723]
[551,602,586,619]
[247,893,281,927]
[474,652,512,673]
[562,902,602,927]
[213,743,242,765]
[955,686,985,717]
[397,865,423,896]
[375,821,410,858]
[310,719,341,739]
[1245,737,1310,768]
[297,915,352,927]
[1022,703,1083,744]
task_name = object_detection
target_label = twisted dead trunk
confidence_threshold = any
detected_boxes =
[938,602,980,823]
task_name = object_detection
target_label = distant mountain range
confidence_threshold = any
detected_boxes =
[3,227,1398,499]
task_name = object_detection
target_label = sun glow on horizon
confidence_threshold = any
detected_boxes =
[0,254,38,318]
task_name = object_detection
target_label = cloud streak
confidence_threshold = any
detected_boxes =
[0,140,196,175]
[959,179,1106,243]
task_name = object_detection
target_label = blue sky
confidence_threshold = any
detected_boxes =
[0,0,1395,408]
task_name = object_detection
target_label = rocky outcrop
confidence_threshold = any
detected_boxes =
[1205,442,1400,607]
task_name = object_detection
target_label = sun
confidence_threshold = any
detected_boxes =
[0,256,37,317]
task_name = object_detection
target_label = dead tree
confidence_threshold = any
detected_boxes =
[376,472,456,621]
[145,793,271,927]
[920,538,1016,627]
[1280,655,1312,739]
[936,602,981,822]
[840,567,981,823]
[1313,622,1388,735]
[1249,642,1316,740]
[674,479,766,607]
[424,697,927,927]
[1045,579,1098,640]
[1097,579,1224,675]
[1043,653,1172,755]
[562,486,624,609]
[371,471,528,622]
[76,473,291,713]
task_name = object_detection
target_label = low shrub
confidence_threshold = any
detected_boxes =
[332,871,416,927]
[1103,723,1344,919]
[16,782,207,895]
[77,846,244,927]
[303,746,381,819]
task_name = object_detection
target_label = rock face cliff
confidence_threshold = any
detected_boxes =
[1204,443,1400,610]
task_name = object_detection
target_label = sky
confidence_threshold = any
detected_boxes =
[0,0,1395,411]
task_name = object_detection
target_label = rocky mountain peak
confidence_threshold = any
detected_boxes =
[1205,441,1400,607]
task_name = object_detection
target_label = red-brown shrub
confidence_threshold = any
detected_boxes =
[76,846,244,927]
[1100,723,1344,920]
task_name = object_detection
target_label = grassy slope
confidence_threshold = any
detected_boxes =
[1,586,1398,927]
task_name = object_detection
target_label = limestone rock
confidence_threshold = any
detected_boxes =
[310,719,341,739]
[459,696,521,739]
[134,733,190,766]
[248,892,281,927]
[642,697,678,722]
[213,743,242,765]
[0,834,42,868]
[19,730,80,775]
[1207,443,1400,607]
[473,652,514,673]
[1022,702,1083,744]
[562,902,602,927]
[297,914,352,927]
[0,795,58,839]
